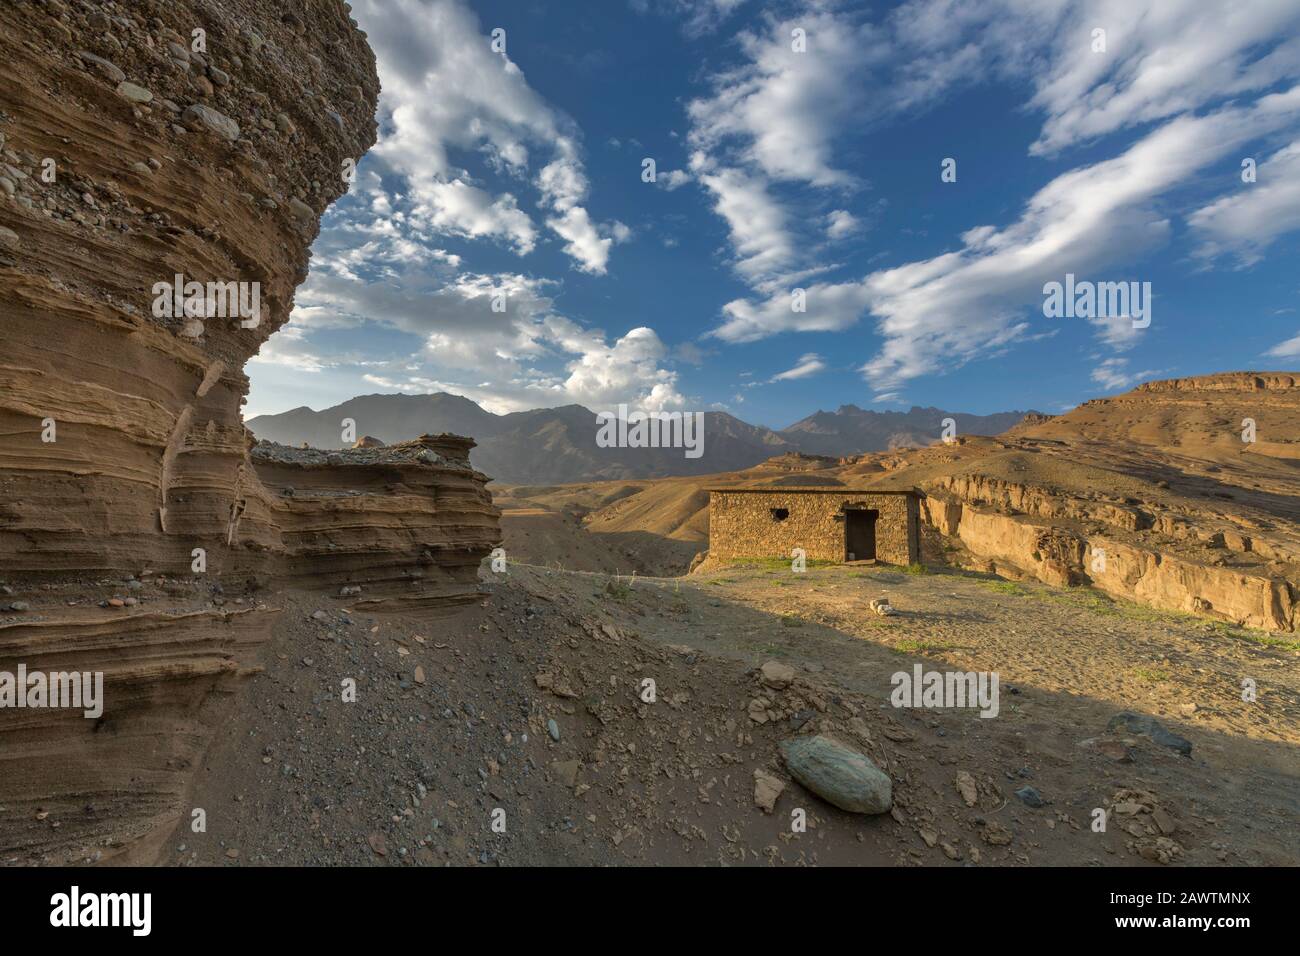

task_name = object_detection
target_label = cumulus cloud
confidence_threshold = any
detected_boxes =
[348,0,624,273]
[255,238,684,414]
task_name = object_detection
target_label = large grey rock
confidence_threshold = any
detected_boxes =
[183,104,240,142]
[780,734,892,814]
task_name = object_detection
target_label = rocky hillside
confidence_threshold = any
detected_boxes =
[0,0,498,863]
[500,372,1300,633]
[247,392,1034,483]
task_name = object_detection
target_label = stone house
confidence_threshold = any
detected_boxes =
[707,487,922,565]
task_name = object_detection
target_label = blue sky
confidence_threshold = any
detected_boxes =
[245,0,1300,426]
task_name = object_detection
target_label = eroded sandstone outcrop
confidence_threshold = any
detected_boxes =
[0,1,498,863]
[906,373,1300,632]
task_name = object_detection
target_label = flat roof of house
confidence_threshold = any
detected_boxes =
[706,486,920,495]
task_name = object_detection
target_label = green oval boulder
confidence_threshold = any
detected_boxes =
[780,735,892,814]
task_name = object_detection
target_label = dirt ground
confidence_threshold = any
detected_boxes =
[161,557,1299,867]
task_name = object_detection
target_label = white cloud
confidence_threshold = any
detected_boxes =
[413,179,537,253]
[1024,0,1300,155]
[884,0,1300,155]
[688,9,878,187]
[693,164,796,288]
[659,169,692,191]
[859,96,1300,389]
[714,278,872,343]
[1265,331,1300,359]
[1189,141,1300,267]
[685,5,880,291]
[770,353,826,381]
[826,209,860,240]
[1090,358,1162,392]
[349,0,622,273]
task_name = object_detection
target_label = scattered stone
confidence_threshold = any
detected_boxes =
[1014,785,1044,808]
[779,735,892,814]
[752,769,785,813]
[547,718,560,742]
[366,832,387,857]
[954,771,978,807]
[552,759,581,787]
[980,822,1013,846]
[413,665,425,685]
[759,660,796,689]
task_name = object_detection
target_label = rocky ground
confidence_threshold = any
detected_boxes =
[161,559,1299,867]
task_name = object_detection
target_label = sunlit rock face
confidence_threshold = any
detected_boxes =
[0,0,498,863]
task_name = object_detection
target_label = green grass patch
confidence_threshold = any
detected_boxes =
[893,639,956,654]
[1131,667,1171,683]
[903,563,928,575]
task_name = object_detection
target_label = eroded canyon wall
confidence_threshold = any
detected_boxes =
[913,369,1300,633]
[0,0,498,863]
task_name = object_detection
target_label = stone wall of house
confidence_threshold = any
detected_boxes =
[708,490,919,564]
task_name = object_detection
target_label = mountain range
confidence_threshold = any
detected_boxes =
[245,393,1038,484]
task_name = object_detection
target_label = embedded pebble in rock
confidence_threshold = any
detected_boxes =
[547,719,560,742]
[76,51,126,84]
[0,225,18,249]
[115,81,153,104]
[182,104,240,142]
[288,197,315,224]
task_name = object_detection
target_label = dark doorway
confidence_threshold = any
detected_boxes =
[844,509,878,561]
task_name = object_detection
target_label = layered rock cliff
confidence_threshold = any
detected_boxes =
[0,0,498,863]
[889,373,1300,632]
